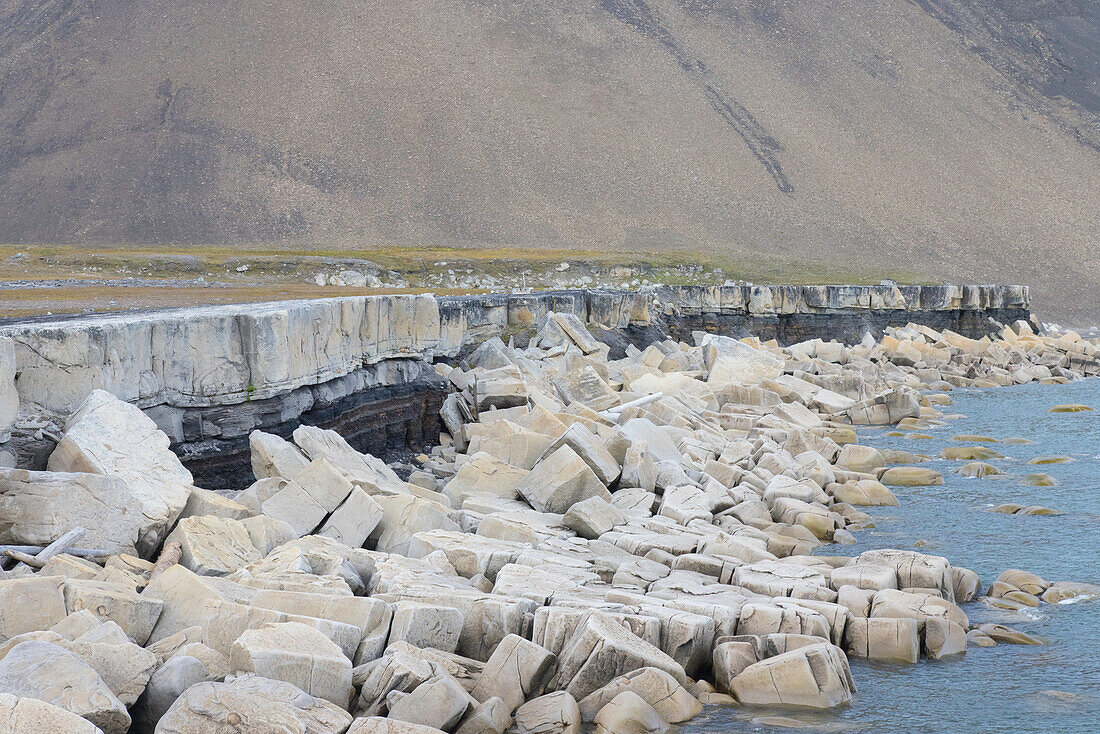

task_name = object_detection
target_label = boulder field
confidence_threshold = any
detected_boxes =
[0,313,1095,733]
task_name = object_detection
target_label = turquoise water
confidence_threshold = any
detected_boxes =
[683,379,1100,733]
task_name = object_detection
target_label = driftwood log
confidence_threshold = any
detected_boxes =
[3,526,88,573]
[148,540,183,582]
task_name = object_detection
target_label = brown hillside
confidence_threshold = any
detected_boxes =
[0,0,1097,318]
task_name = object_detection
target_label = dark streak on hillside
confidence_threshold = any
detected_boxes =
[601,0,795,193]
[908,0,1100,149]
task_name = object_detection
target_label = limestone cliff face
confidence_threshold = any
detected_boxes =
[0,1,1096,315]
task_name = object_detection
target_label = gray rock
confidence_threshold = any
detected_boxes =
[471,634,556,714]
[387,674,471,731]
[0,640,130,734]
[155,673,353,733]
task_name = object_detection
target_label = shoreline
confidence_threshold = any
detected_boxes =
[0,292,1097,733]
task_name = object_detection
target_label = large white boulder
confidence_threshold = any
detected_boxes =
[0,692,102,734]
[155,673,353,733]
[0,640,130,733]
[0,469,147,555]
[516,445,611,514]
[729,642,854,709]
[229,622,353,707]
[46,390,193,556]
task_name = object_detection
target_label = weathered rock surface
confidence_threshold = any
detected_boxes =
[155,674,354,733]
[46,390,194,556]
[0,640,130,734]
[0,691,103,734]
[730,642,855,709]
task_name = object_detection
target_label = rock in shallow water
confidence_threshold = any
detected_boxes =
[730,642,855,709]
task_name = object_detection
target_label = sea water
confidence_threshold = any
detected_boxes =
[681,379,1100,733]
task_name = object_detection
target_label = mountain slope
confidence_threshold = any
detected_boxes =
[0,0,1097,317]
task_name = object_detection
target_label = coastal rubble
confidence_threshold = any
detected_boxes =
[0,316,1094,732]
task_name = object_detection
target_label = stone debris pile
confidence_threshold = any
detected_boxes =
[0,313,1094,733]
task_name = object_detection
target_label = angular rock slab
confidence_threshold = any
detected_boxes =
[578,666,701,724]
[0,692,103,734]
[0,640,130,734]
[730,642,855,709]
[46,389,193,556]
[387,674,471,731]
[471,633,557,714]
[516,445,611,514]
[165,515,263,576]
[0,576,68,639]
[515,691,582,734]
[592,691,668,734]
[229,622,353,707]
[549,611,689,702]
[389,602,465,654]
[0,469,147,555]
[155,673,353,733]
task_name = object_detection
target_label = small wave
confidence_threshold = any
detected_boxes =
[1058,594,1099,605]
[1016,608,1049,621]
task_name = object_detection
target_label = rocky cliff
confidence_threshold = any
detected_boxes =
[0,284,1031,484]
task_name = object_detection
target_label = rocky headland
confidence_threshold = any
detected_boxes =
[0,285,1095,733]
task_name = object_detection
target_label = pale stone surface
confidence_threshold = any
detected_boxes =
[516,445,611,514]
[165,515,263,576]
[49,610,104,640]
[294,457,356,513]
[250,430,310,480]
[293,424,406,494]
[515,691,582,734]
[63,579,163,646]
[593,691,668,734]
[835,445,885,473]
[0,692,103,734]
[456,696,512,734]
[46,390,193,556]
[141,565,224,644]
[620,441,657,492]
[549,612,688,701]
[563,495,627,539]
[712,640,758,694]
[230,621,353,707]
[0,469,147,555]
[730,642,854,709]
[387,674,471,730]
[541,423,621,485]
[869,589,969,629]
[857,549,956,602]
[471,634,557,714]
[843,617,920,663]
[0,640,130,734]
[923,618,967,659]
[258,478,331,538]
[349,718,446,734]
[443,451,531,503]
[389,602,465,653]
[179,487,253,522]
[248,589,392,664]
[242,514,299,555]
[319,487,384,548]
[578,667,701,724]
[130,654,214,732]
[155,673,354,733]
[59,636,157,706]
[0,576,68,639]
[374,494,461,556]
[0,338,15,443]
